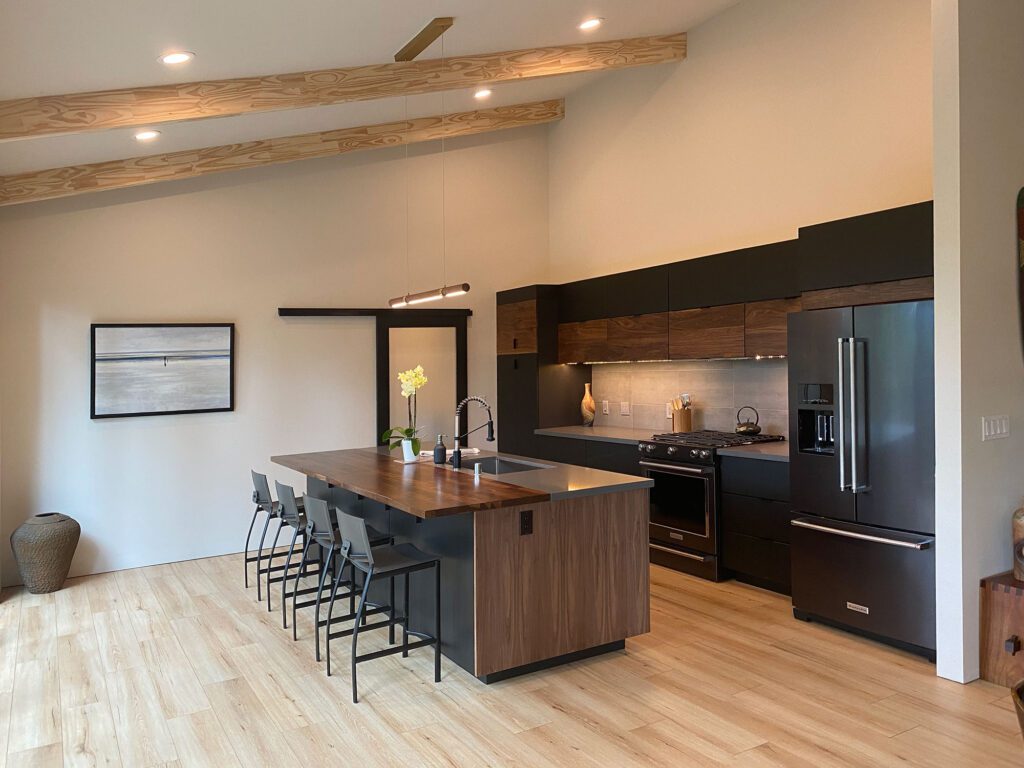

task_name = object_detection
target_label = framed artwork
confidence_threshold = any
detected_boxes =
[90,323,235,418]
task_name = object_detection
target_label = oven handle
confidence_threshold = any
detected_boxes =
[650,543,710,562]
[639,460,713,476]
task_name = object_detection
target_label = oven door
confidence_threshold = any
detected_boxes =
[641,459,717,555]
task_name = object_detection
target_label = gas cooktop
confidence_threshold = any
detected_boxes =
[650,430,785,448]
[639,430,785,465]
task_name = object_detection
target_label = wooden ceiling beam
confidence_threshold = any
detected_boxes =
[395,17,454,62]
[0,33,683,142]
[0,99,564,207]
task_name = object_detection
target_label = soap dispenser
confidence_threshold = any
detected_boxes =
[433,434,447,465]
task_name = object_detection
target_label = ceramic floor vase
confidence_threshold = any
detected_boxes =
[10,513,81,593]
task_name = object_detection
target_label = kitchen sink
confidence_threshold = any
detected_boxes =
[460,456,549,475]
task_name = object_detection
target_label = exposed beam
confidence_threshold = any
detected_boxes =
[0,33,683,142]
[395,17,454,62]
[0,99,564,206]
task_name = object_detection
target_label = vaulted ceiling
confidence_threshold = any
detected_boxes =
[0,0,737,201]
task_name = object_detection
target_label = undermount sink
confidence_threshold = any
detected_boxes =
[460,456,550,475]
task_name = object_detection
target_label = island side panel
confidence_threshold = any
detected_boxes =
[473,488,650,678]
[308,477,477,675]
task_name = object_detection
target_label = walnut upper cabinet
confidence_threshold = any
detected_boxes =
[496,299,538,355]
[669,303,745,360]
[606,313,668,362]
[744,297,801,357]
[558,319,608,363]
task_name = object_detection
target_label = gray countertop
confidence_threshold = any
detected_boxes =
[717,442,790,462]
[535,425,790,462]
[459,450,652,501]
[535,425,656,444]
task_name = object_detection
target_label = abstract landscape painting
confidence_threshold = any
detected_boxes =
[91,324,234,418]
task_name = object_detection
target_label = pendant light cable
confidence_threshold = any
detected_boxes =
[440,33,447,289]
[404,93,410,297]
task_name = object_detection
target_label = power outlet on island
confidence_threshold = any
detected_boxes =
[620,401,631,416]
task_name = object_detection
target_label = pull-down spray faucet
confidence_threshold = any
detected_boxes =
[451,396,494,469]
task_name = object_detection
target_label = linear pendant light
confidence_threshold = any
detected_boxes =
[388,26,470,309]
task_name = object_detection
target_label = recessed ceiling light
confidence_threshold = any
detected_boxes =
[160,51,194,65]
[578,17,603,31]
[134,130,161,142]
[474,88,492,100]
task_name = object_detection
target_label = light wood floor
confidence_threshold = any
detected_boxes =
[0,553,1019,767]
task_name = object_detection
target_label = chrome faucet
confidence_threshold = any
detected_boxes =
[451,396,495,469]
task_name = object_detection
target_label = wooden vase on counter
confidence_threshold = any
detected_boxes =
[671,408,692,433]
[1014,507,1024,581]
[581,383,596,427]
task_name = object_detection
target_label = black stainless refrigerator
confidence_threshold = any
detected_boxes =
[788,300,936,660]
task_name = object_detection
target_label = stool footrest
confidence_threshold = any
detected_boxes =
[245,551,290,564]
[356,637,435,664]
[319,603,388,628]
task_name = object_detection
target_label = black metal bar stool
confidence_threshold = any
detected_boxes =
[322,503,441,703]
[290,494,390,664]
[245,471,299,600]
[273,481,320,622]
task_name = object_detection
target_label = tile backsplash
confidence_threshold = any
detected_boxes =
[590,359,789,437]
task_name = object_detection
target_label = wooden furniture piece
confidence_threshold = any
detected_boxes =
[496,299,538,355]
[980,571,1024,687]
[272,448,651,682]
[669,303,745,359]
[557,319,608,364]
[606,313,669,361]
[1013,681,1024,743]
[744,298,801,357]
[800,276,934,311]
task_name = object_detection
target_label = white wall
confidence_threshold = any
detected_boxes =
[547,0,933,281]
[0,128,550,583]
[932,0,1024,682]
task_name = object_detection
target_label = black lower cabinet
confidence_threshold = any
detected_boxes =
[585,441,643,475]
[720,457,794,595]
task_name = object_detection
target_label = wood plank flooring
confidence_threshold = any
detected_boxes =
[0,554,1018,767]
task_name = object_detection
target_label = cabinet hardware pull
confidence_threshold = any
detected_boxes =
[791,518,932,550]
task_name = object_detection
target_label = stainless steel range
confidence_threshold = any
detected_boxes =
[638,430,785,580]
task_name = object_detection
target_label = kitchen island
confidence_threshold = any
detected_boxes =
[271,447,652,682]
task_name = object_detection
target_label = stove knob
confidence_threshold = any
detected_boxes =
[645,444,655,453]
[667,446,677,455]
[637,443,644,453]
[700,450,711,459]
[690,449,699,458]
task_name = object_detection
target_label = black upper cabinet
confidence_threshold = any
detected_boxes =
[668,240,799,311]
[798,201,933,292]
[558,265,669,323]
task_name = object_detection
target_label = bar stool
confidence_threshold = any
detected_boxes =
[245,470,298,600]
[290,494,390,664]
[324,504,441,703]
[273,481,319,622]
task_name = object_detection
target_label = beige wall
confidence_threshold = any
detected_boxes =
[547,0,933,282]
[933,0,1024,682]
[0,128,550,583]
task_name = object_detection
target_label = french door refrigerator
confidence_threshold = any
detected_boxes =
[788,300,936,660]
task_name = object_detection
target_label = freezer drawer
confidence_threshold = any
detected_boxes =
[790,517,935,659]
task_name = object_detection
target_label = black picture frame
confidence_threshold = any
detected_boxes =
[90,323,236,419]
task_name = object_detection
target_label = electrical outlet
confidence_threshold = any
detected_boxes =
[620,401,630,416]
[602,400,609,415]
[982,415,1010,441]
[666,402,673,419]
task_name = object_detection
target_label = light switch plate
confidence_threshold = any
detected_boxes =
[982,415,1010,441]
[620,401,630,416]
[602,400,609,415]
[665,402,673,419]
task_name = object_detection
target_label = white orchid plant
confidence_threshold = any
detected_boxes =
[383,365,428,454]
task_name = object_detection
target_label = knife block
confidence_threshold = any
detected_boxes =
[671,408,692,433]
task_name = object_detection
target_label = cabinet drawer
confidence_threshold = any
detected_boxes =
[558,320,608,364]
[744,298,800,358]
[721,493,796,543]
[722,531,791,593]
[606,313,668,362]
[585,441,643,476]
[720,457,790,501]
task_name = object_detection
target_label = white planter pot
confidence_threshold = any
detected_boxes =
[401,439,417,462]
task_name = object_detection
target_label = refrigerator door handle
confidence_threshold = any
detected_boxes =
[850,337,869,493]
[837,338,849,491]
[792,518,933,549]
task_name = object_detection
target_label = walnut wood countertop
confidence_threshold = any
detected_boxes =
[272,448,550,519]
